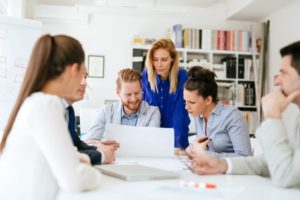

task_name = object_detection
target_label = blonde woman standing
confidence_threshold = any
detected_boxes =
[141,39,190,153]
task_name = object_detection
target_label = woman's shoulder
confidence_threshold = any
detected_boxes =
[178,68,188,81]
[24,92,63,111]
[178,68,188,76]
[177,68,188,87]
[219,102,242,118]
[141,69,148,77]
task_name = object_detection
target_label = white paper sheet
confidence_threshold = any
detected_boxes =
[104,124,175,158]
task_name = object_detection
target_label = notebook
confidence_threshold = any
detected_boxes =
[103,124,175,158]
[95,164,179,181]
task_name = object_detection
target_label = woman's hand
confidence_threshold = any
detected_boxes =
[186,136,211,158]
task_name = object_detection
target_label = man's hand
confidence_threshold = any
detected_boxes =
[101,139,120,151]
[86,139,120,151]
[191,152,227,175]
[85,139,117,164]
[96,143,116,164]
[262,89,300,119]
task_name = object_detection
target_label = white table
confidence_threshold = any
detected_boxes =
[57,158,300,200]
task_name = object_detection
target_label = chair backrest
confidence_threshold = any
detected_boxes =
[79,108,99,136]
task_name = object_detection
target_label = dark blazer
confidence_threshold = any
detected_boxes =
[74,138,102,165]
[67,105,102,165]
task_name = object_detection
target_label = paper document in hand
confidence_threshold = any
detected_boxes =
[104,124,174,158]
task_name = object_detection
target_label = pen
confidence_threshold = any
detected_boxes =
[200,137,209,142]
[196,136,211,150]
[179,180,217,189]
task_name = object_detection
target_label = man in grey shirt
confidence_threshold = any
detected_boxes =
[84,68,160,144]
[190,41,300,188]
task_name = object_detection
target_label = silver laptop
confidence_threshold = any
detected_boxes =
[103,124,175,158]
[95,164,179,181]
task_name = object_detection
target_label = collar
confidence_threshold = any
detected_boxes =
[156,74,169,85]
[62,99,70,109]
[120,104,141,118]
[211,101,223,116]
[62,99,70,120]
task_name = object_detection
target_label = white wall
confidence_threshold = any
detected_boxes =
[39,3,256,115]
[262,0,300,133]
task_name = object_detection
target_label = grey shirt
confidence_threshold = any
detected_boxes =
[84,101,161,140]
[230,113,300,188]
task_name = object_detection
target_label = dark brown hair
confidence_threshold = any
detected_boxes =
[280,41,300,75]
[184,66,218,103]
[0,34,85,152]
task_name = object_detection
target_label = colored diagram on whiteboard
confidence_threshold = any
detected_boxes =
[0,18,41,131]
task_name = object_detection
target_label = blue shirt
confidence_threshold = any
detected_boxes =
[195,101,251,157]
[84,101,160,140]
[141,68,190,148]
[121,107,139,126]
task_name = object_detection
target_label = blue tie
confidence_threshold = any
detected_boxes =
[67,105,79,145]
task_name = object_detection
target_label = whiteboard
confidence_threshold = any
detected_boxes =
[0,17,41,131]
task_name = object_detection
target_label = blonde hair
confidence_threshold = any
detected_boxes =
[116,68,141,90]
[146,38,179,93]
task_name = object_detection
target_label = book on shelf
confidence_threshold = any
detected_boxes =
[221,57,236,78]
[171,24,183,48]
[236,82,256,106]
[238,58,254,80]
[179,26,252,51]
[235,84,245,106]
[238,58,245,79]
[217,82,234,105]
[212,63,226,79]
[242,111,258,135]
[202,29,211,50]
[218,30,225,50]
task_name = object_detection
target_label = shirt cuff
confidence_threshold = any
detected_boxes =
[224,158,232,174]
[98,150,105,164]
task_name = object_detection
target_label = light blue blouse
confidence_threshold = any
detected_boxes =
[194,101,251,157]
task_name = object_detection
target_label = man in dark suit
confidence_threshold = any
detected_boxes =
[65,73,118,165]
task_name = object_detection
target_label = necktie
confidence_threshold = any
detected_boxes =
[67,105,79,145]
